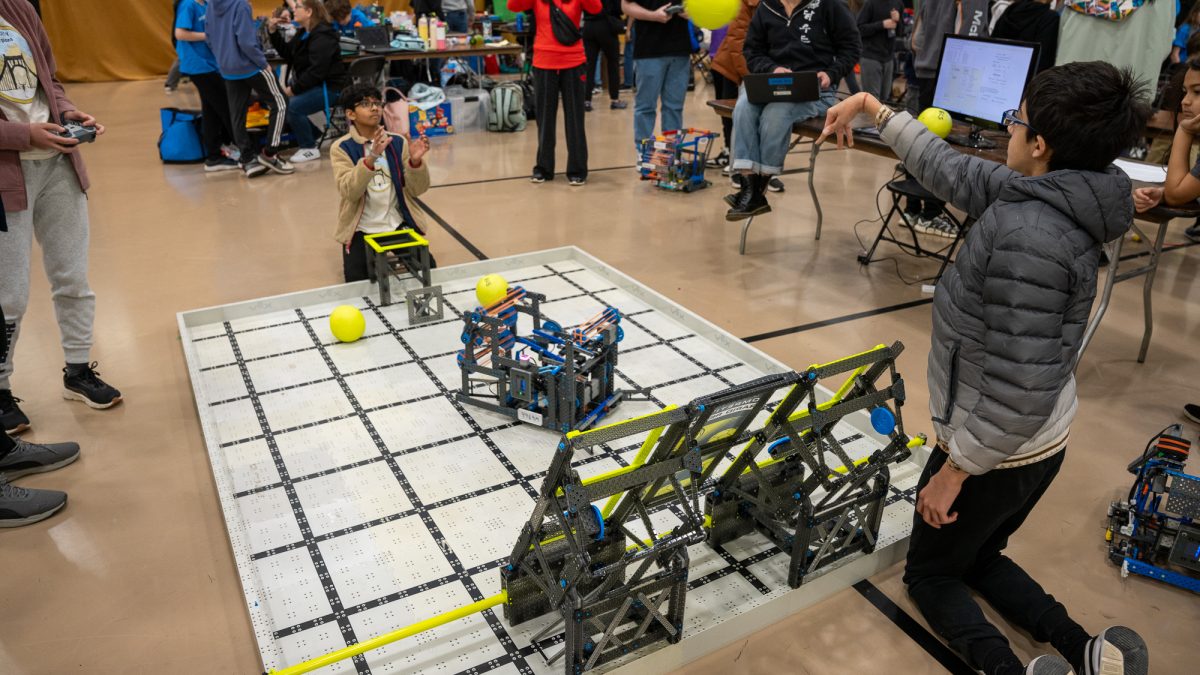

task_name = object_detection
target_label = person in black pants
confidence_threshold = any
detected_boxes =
[583,0,628,111]
[174,0,238,171]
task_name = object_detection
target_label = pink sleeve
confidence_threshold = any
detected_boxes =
[0,121,32,152]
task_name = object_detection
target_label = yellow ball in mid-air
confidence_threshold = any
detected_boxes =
[476,274,509,308]
[329,305,366,343]
[684,0,740,30]
[918,108,953,139]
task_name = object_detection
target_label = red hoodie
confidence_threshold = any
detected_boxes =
[507,0,603,70]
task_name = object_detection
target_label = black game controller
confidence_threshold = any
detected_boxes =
[59,120,97,144]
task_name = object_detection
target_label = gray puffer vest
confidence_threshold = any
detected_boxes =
[881,113,1133,474]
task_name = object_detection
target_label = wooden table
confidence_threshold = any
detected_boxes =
[272,43,524,66]
[707,98,1199,364]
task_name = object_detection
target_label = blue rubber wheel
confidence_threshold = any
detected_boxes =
[544,320,562,335]
[870,406,896,435]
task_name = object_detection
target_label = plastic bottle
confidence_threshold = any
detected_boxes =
[435,19,446,50]
[515,12,524,32]
[483,16,492,40]
[418,14,430,48]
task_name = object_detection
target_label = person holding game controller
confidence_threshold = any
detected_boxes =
[0,0,123,437]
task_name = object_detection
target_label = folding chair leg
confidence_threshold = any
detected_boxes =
[857,192,905,265]
[739,216,756,256]
[810,143,824,240]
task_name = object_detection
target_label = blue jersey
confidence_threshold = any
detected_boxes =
[333,7,377,36]
[175,0,219,75]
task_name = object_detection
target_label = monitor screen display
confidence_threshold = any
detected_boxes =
[932,36,1039,128]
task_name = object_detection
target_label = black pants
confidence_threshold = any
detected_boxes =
[584,22,620,102]
[532,65,588,181]
[903,450,1091,674]
[189,71,235,162]
[711,70,737,150]
[225,69,288,163]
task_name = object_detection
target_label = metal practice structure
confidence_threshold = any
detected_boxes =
[363,228,443,324]
[1107,427,1200,593]
[456,285,625,433]
[502,342,915,673]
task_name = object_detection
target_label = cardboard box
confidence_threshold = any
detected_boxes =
[409,102,454,136]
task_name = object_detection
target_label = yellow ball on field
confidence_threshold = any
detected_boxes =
[684,0,740,30]
[918,108,953,139]
[329,305,366,343]
[476,274,509,308]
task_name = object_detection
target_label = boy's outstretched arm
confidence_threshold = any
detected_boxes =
[819,93,1019,221]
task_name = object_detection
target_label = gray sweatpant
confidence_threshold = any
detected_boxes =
[860,58,895,103]
[0,154,94,390]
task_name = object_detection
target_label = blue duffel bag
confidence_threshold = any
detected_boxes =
[158,108,205,163]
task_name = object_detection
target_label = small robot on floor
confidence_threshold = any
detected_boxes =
[456,274,627,433]
[1106,426,1200,593]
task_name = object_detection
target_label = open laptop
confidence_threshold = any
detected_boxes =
[743,72,820,104]
[356,26,404,54]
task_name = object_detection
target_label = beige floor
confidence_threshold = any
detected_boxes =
[1,78,1197,674]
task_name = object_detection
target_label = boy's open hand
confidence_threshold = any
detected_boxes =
[1133,186,1163,213]
[818,92,878,148]
[368,126,392,158]
[410,134,430,164]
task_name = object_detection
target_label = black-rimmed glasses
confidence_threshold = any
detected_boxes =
[1001,109,1037,136]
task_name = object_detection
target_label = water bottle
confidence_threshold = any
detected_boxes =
[515,12,524,32]
[483,17,493,40]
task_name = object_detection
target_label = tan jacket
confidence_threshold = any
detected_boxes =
[330,126,432,245]
[711,0,760,85]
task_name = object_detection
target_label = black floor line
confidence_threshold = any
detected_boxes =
[741,298,934,343]
[414,196,489,261]
[428,164,636,191]
[853,580,977,675]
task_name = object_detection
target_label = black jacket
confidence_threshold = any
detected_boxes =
[992,0,1058,73]
[856,0,903,62]
[269,22,347,95]
[743,0,862,83]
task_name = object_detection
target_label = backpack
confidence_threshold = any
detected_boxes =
[158,108,205,163]
[519,77,536,122]
[488,82,527,132]
[383,86,410,137]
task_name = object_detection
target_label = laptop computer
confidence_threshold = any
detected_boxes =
[743,72,820,104]
[356,26,404,54]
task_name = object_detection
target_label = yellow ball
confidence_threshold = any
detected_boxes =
[918,107,953,139]
[476,274,508,308]
[684,0,739,30]
[329,305,366,343]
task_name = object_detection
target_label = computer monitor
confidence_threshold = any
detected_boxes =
[931,35,1040,149]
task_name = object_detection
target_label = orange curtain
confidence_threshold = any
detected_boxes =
[41,0,482,83]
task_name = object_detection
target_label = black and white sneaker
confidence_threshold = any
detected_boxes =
[1185,403,1200,424]
[568,176,586,186]
[767,177,784,193]
[530,170,549,184]
[243,162,269,179]
[1082,626,1148,675]
[63,362,123,410]
[706,149,729,169]
[0,479,67,528]
[0,390,29,435]
[1026,655,1074,674]
[584,100,593,113]
[205,157,240,172]
[257,152,295,175]
[0,438,80,480]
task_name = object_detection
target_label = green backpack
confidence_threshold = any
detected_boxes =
[488,82,527,132]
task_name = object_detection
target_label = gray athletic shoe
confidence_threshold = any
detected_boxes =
[0,479,67,528]
[1083,626,1148,675]
[1026,654,1074,674]
[0,438,81,480]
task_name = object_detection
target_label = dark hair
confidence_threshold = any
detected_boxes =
[297,0,331,25]
[1023,62,1151,172]
[339,84,383,112]
[326,0,352,22]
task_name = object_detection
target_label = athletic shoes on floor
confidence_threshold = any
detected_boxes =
[0,439,80,480]
[610,100,627,110]
[204,157,240,172]
[530,170,548,184]
[243,162,269,179]
[1082,626,1148,675]
[221,143,241,162]
[0,480,67,528]
[63,363,123,410]
[767,177,785,193]
[922,215,957,238]
[1026,655,1074,674]
[584,100,593,113]
[568,176,586,186]
[289,147,321,164]
[707,149,729,169]
[1185,403,1200,424]
[0,390,29,435]
[257,152,294,175]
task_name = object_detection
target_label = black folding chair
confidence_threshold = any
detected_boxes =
[857,177,973,284]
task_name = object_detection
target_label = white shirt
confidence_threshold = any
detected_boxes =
[357,149,404,235]
[0,14,55,160]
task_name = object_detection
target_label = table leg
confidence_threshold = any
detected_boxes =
[1075,236,1124,370]
[810,142,823,240]
[1137,220,1170,363]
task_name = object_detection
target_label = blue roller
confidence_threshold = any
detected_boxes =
[543,320,563,334]
[590,504,605,540]
[766,436,791,456]
[870,407,896,435]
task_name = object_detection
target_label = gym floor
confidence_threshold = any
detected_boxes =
[1,78,1197,674]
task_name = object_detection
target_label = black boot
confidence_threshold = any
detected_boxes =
[724,173,748,207]
[726,174,771,221]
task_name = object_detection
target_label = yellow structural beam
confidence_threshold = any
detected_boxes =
[269,591,508,675]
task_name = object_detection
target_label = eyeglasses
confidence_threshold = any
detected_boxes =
[355,99,383,110]
[1001,109,1037,136]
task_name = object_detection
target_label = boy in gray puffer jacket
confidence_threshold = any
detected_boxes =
[820,62,1152,675]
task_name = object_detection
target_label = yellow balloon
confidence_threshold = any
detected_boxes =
[917,108,953,139]
[329,305,366,343]
[684,0,739,30]
[476,274,508,308]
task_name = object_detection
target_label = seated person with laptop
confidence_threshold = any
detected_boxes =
[268,0,347,163]
[726,0,861,220]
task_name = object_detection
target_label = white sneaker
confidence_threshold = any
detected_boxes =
[290,147,321,164]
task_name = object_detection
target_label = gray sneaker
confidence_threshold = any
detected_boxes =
[0,438,81,480]
[1082,626,1148,675]
[0,479,67,528]
[1026,655,1074,674]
